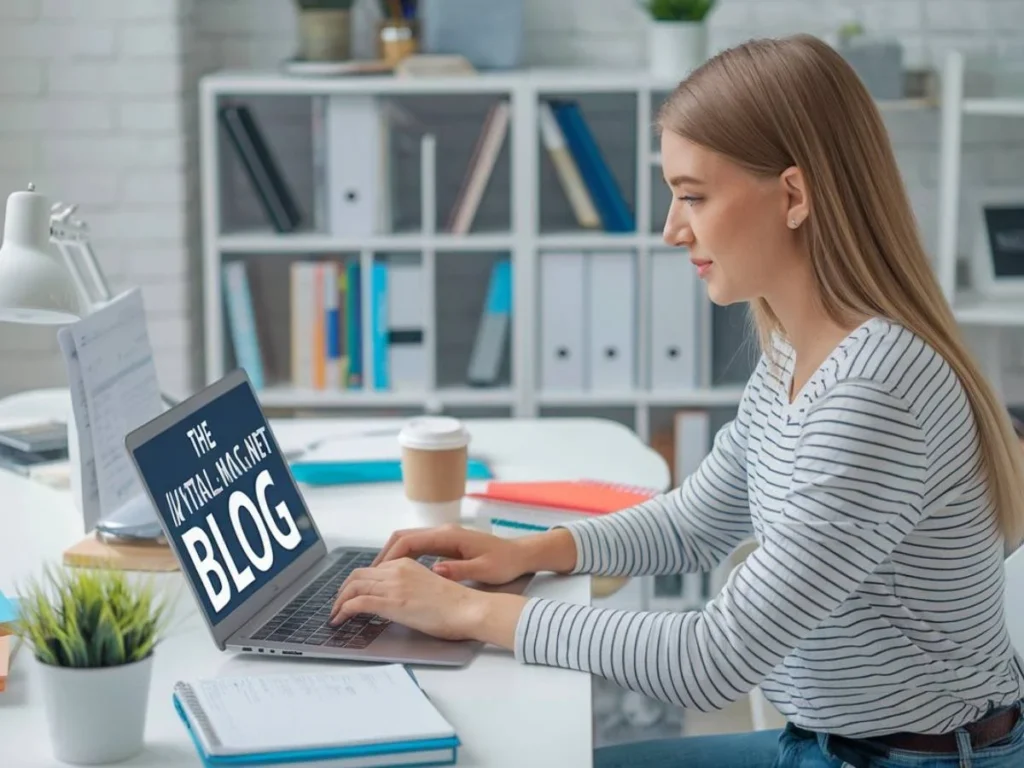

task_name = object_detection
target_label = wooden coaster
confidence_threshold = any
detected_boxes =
[63,532,179,572]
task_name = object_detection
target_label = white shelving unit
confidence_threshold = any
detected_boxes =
[937,51,1024,401]
[198,68,939,440]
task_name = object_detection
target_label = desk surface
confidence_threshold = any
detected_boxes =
[0,411,669,768]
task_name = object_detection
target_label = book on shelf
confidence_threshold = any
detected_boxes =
[545,99,635,233]
[172,663,459,767]
[222,262,265,390]
[218,102,303,234]
[466,258,512,387]
[285,256,428,394]
[537,100,601,230]
[447,100,511,234]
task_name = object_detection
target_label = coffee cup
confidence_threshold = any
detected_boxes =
[398,416,470,527]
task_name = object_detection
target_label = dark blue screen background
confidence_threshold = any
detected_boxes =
[130,381,320,625]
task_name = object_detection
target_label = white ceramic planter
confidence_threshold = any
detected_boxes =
[648,21,708,80]
[36,654,154,765]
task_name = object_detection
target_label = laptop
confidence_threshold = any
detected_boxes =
[124,368,532,667]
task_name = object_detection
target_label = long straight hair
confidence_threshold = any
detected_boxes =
[657,34,1024,548]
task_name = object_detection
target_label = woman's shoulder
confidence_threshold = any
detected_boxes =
[823,317,972,429]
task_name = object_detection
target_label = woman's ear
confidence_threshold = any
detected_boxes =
[780,165,809,230]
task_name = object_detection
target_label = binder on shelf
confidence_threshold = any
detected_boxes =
[386,256,427,391]
[539,250,586,391]
[586,251,635,391]
[218,102,302,234]
[222,261,265,390]
[318,95,391,237]
[649,250,702,390]
[537,100,600,229]
[467,258,512,387]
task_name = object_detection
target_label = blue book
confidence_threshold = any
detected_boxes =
[372,261,389,391]
[172,664,459,767]
[346,261,363,389]
[551,101,635,233]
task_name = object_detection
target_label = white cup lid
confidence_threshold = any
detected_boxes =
[398,416,470,451]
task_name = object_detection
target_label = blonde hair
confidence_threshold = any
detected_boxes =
[657,34,1024,548]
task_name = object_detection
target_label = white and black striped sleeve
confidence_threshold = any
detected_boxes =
[556,363,763,578]
[514,381,929,710]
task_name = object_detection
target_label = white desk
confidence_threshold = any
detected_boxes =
[0,405,669,768]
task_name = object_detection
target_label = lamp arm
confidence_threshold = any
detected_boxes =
[49,203,180,410]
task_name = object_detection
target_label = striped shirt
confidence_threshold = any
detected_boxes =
[513,316,1024,737]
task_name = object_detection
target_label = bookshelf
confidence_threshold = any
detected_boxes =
[199,67,936,443]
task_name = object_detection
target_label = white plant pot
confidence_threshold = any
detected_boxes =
[648,21,708,80]
[36,653,154,765]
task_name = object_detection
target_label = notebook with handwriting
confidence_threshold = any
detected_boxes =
[172,663,459,766]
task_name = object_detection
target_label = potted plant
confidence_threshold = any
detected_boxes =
[294,0,358,62]
[835,21,905,100]
[13,566,174,765]
[640,0,716,80]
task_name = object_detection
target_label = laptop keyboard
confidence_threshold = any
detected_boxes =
[249,551,437,650]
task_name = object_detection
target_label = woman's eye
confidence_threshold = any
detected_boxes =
[677,195,702,206]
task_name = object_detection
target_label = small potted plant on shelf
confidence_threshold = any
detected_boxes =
[640,0,716,80]
[293,0,358,62]
[835,20,905,100]
[13,565,174,765]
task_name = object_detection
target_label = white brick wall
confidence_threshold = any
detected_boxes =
[0,0,199,399]
[3,0,1024,402]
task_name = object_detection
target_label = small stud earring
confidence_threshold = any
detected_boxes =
[789,219,798,229]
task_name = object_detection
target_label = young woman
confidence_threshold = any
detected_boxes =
[329,34,1024,767]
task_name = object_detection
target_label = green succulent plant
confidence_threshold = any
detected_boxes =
[641,0,716,22]
[13,566,174,669]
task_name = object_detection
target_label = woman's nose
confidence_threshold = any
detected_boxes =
[663,215,693,248]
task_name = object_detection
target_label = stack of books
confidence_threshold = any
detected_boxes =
[0,591,20,693]
[468,479,658,535]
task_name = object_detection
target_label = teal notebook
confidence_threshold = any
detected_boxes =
[172,664,459,767]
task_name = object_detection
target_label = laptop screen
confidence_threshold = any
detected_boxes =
[129,378,321,626]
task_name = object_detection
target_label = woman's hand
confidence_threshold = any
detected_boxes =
[328,558,527,648]
[372,524,577,584]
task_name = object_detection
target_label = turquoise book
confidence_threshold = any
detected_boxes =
[172,663,459,767]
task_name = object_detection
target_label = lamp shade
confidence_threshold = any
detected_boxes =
[0,186,81,324]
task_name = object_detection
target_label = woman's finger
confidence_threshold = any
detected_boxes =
[329,578,384,624]
[331,595,394,626]
[371,529,418,566]
[376,529,464,564]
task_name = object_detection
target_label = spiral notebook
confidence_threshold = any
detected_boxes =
[172,664,459,767]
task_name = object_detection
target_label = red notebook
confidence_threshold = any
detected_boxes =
[467,479,658,516]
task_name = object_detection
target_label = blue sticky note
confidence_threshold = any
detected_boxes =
[0,592,18,625]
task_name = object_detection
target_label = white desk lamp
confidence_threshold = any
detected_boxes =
[0,184,84,323]
[0,183,173,542]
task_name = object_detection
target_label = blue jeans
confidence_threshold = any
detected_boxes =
[593,702,1024,768]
